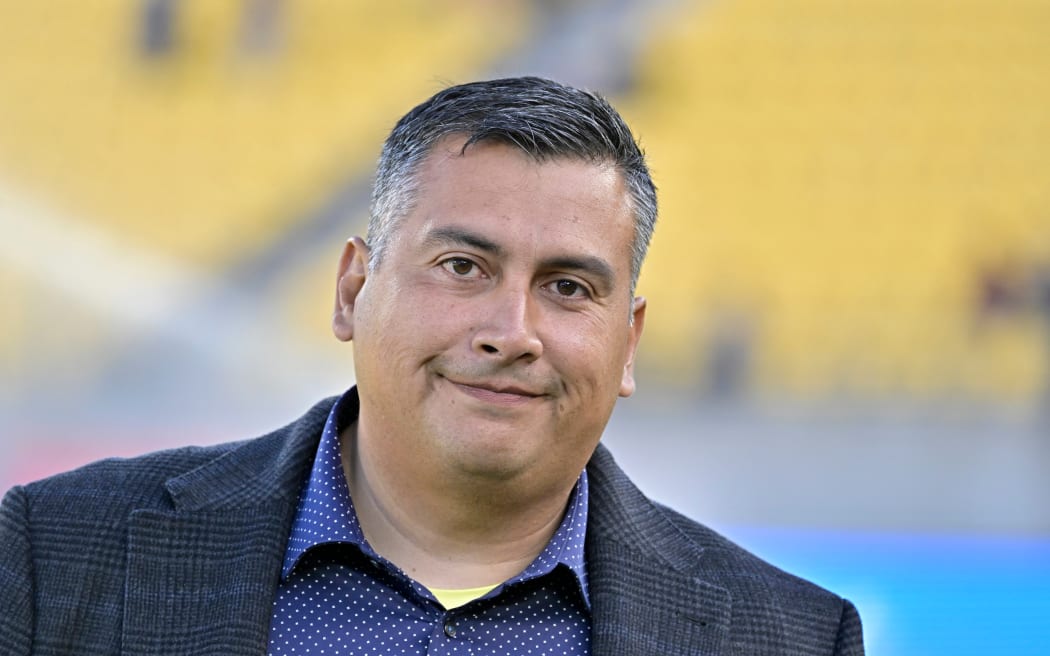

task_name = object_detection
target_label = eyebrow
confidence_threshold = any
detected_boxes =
[421,226,504,257]
[421,224,618,293]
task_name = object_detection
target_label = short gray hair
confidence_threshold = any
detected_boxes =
[368,76,657,296]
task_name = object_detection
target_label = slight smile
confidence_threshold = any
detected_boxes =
[443,377,546,406]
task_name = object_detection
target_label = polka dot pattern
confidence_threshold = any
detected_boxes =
[268,388,591,655]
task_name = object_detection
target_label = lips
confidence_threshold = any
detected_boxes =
[442,376,547,404]
[467,382,540,397]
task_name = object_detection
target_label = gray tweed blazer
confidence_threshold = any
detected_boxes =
[0,397,863,655]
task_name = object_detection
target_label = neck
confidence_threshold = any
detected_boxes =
[341,423,575,589]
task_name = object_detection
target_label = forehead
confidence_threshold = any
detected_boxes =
[416,136,631,222]
[408,136,635,266]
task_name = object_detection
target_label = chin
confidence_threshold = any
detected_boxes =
[439,435,537,482]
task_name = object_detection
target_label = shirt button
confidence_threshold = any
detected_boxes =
[443,620,457,638]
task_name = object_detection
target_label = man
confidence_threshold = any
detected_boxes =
[0,77,864,655]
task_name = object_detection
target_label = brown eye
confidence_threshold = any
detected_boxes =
[443,258,476,276]
[555,280,581,296]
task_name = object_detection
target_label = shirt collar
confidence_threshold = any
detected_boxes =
[281,387,366,580]
[281,387,590,606]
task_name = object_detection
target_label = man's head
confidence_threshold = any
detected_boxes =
[334,77,655,497]
[367,76,657,297]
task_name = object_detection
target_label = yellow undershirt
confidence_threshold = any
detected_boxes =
[428,583,500,609]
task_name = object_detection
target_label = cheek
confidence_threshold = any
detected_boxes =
[549,318,630,391]
[361,290,467,368]
[425,299,473,333]
[353,290,415,370]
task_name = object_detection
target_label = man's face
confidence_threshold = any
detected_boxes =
[334,136,645,491]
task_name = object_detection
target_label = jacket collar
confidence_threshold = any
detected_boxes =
[121,397,337,656]
[586,443,731,655]
[162,397,335,512]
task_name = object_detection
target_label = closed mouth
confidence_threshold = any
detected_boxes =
[442,376,546,402]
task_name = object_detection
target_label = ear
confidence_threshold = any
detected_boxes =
[619,296,647,397]
[332,236,370,342]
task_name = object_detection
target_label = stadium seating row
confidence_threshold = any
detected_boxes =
[623,0,1050,398]
[2,0,1048,402]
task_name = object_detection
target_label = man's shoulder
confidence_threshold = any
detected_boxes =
[587,447,863,652]
[17,440,248,514]
[10,396,339,520]
[655,501,843,601]
[588,445,849,607]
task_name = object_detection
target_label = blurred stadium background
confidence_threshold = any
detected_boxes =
[1,1,1048,653]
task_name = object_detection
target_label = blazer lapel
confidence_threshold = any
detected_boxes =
[121,398,335,656]
[122,504,293,656]
[587,445,731,656]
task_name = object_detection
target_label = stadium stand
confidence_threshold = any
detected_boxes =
[0,1,528,267]
[623,0,1050,400]
[2,0,1048,406]
[0,0,529,387]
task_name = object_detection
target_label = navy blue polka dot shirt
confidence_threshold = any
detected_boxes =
[268,388,592,655]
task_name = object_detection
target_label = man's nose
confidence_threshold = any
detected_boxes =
[471,286,544,362]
